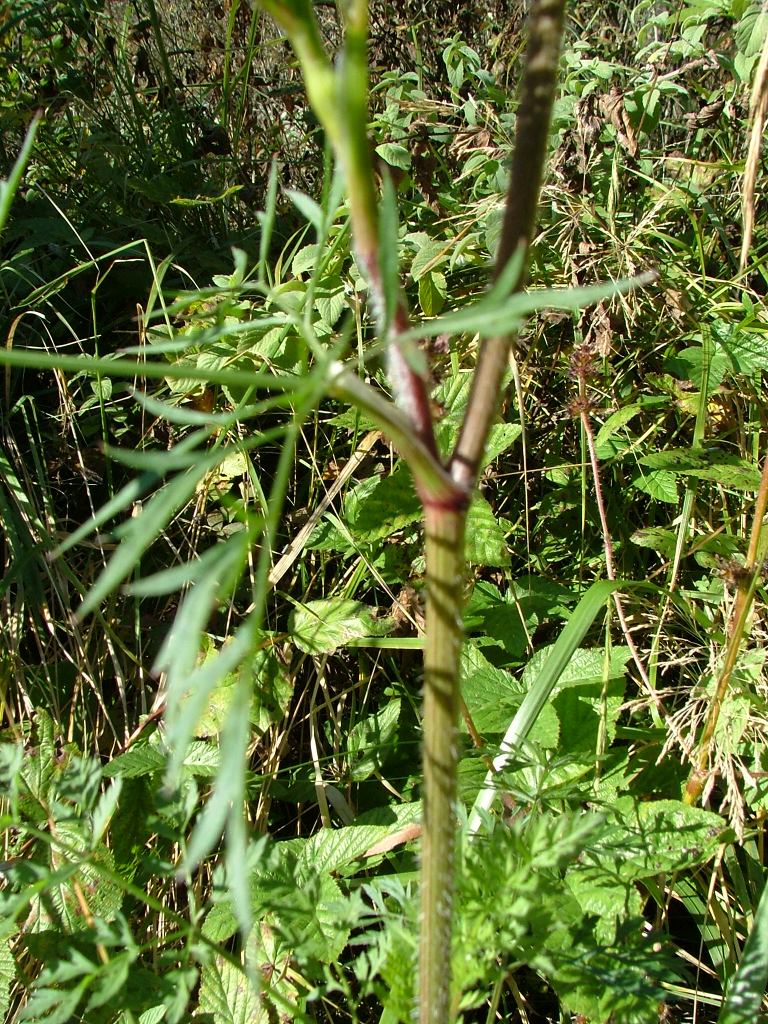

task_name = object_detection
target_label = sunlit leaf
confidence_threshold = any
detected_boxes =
[465,495,509,566]
[418,270,447,316]
[347,698,402,781]
[290,598,394,654]
[197,957,263,1024]
[641,448,761,490]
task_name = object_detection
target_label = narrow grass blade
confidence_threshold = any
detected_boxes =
[0,347,300,392]
[0,113,40,235]
[468,579,626,833]
[401,271,657,342]
[717,871,768,1024]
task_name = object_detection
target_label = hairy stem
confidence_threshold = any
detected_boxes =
[419,4,565,1019]
[420,502,467,1024]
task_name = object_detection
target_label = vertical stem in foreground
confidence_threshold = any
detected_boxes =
[420,5,566,1020]
[420,503,467,1024]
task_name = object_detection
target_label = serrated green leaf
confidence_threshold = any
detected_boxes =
[289,598,394,654]
[640,448,761,490]
[284,874,349,962]
[314,274,346,327]
[566,869,643,942]
[595,404,641,445]
[306,515,357,554]
[630,527,678,557]
[18,711,58,823]
[715,322,768,377]
[481,601,533,660]
[347,698,401,781]
[551,647,629,758]
[465,495,509,566]
[665,344,730,393]
[296,802,421,877]
[197,958,263,1024]
[103,743,166,779]
[460,643,521,733]
[484,422,522,465]
[19,977,90,1023]
[589,798,725,881]
[29,831,123,933]
[138,1007,166,1024]
[632,467,679,503]
[522,645,629,694]
[0,935,14,1019]
[344,464,421,541]
[182,740,221,775]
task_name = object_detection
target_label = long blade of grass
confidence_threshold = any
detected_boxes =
[717,870,768,1024]
[0,113,40,235]
[0,347,301,391]
[467,579,627,834]
[400,271,657,343]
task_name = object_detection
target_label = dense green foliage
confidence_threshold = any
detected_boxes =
[1,1,768,1022]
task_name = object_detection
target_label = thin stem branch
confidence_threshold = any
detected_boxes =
[327,361,460,506]
[579,402,661,707]
[450,0,566,490]
[684,447,768,805]
[260,0,439,461]
[574,362,693,754]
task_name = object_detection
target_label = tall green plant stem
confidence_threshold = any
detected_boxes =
[684,449,768,805]
[420,4,565,1019]
[258,0,438,460]
[420,502,467,1024]
[256,6,566,1023]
